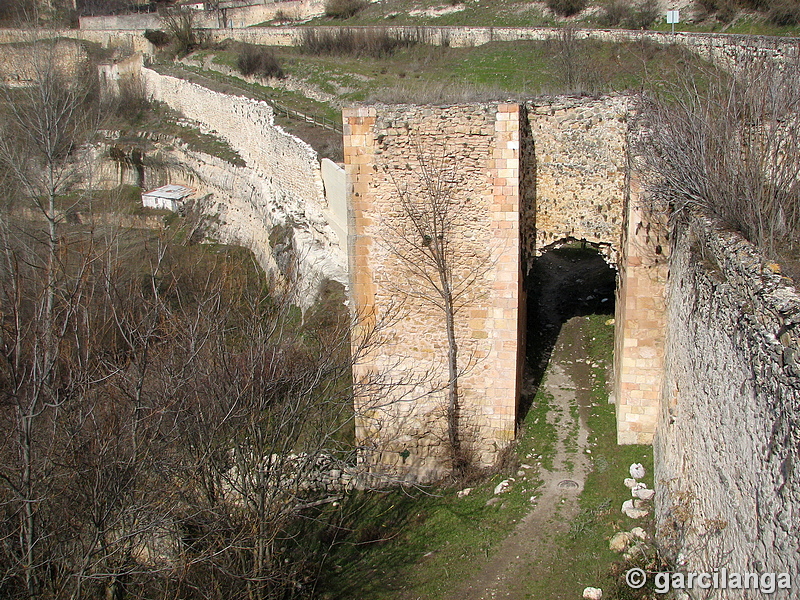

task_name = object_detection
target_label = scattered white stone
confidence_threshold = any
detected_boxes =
[583,586,603,600]
[630,527,648,540]
[629,463,646,479]
[494,479,511,495]
[456,487,473,498]
[408,4,465,17]
[623,542,647,562]
[529,495,538,503]
[633,487,655,501]
[609,531,630,552]
[517,469,526,477]
[520,464,534,470]
[630,482,646,495]
[622,499,649,519]
[624,478,638,489]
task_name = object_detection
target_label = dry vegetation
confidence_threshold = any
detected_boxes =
[636,57,800,277]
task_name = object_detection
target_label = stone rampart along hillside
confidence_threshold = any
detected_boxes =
[655,214,800,591]
[0,38,88,85]
[2,26,798,74]
[139,65,347,308]
[78,0,325,31]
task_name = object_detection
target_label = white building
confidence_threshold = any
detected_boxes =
[141,184,194,212]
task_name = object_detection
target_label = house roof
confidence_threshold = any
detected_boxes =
[142,184,195,201]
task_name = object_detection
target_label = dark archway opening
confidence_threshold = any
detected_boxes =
[518,240,616,423]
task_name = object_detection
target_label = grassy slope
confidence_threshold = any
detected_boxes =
[190,37,705,107]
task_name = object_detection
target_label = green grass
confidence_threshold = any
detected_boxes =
[521,314,653,600]
[187,37,710,110]
[518,377,558,471]
[309,473,538,599]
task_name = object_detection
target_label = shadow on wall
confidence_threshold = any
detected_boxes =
[519,240,616,423]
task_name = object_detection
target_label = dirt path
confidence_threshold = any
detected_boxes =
[447,316,596,600]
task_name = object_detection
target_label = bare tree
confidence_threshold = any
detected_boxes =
[0,37,105,599]
[635,56,800,264]
[160,5,205,57]
[382,142,489,475]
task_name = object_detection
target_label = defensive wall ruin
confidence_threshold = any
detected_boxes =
[3,25,798,72]
[343,96,665,478]
[655,215,800,594]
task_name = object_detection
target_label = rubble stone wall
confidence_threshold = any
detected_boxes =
[525,96,628,264]
[140,65,347,304]
[654,215,800,596]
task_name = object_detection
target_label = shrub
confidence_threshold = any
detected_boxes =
[636,57,800,264]
[601,0,631,26]
[237,45,285,79]
[547,0,587,17]
[144,29,171,48]
[767,0,800,25]
[299,28,415,58]
[324,0,368,19]
[628,0,659,28]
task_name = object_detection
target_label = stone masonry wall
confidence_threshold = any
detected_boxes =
[0,39,88,85]
[79,0,325,30]
[654,215,800,597]
[199,26,798,70]
[613,178,668,444]
[345,104,521,481]
[2,26,796,68]
[140,66,347,305]
[525,96,628,265]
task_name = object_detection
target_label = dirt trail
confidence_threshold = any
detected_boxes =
[447,316,596,600]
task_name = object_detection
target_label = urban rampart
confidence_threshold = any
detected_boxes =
[137,59,349,306]
[3,28,798,575]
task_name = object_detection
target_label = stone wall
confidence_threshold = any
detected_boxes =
[345,104,521,481]
[79,0,325,31]
[525,96,628,265]
[140,65,347,305]
[198,26,799,69]
[0,38,88,85]
[654,214,800,596]
[613,178,668,444]
[3,26,796,67]
[320,157,347,250]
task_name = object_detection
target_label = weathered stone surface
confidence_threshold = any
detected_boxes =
[345,103,521,481]
[654,214,800,594]
[139,66,347,307]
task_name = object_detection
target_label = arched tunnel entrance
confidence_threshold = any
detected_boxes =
[519,240,617,423]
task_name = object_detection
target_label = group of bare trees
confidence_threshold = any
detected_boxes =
[636,56,800,266]
[0,39,380,600]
